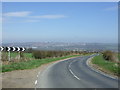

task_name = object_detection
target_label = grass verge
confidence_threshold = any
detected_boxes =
[92,55,120,76]
[2,55,80,72]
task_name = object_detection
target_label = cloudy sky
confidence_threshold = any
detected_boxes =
[2,2,118,43]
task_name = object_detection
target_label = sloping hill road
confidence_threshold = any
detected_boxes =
[36,55,118,88]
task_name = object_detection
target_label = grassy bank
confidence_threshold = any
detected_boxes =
[2,55,80,72]
[92,55,120,76]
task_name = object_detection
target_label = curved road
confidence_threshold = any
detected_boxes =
[36,55,118,88]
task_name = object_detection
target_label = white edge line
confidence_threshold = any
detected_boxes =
[86,57,118,80]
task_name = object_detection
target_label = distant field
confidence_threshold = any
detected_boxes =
[92,55,120,76]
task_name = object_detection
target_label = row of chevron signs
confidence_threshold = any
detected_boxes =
[0,47,26,52]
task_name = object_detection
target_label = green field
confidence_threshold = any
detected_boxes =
[92,55,120,76]
[2,55,80,72]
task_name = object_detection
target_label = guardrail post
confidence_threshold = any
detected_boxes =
[8,51,11,61]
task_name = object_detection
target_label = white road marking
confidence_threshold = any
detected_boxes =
[68,63,71,68]
[36,56,82,87]
[74,75,81,80]
[69,68,81,80]
[35,80,37,85]
[68,60,81,80]
[35,72,42,86]
[69,69,74,75]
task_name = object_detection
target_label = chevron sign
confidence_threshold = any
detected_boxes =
[0,47,26,52]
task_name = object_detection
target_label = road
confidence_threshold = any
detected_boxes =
[36,55,118,88]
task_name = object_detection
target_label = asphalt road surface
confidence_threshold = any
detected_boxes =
[36,55,118,88]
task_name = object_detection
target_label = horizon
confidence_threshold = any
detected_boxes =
[2,2,118,43]
[2,41,118,44]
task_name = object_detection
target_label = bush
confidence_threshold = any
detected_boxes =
[32,50,81,59]
[32,51,43,59]
[102,50,115,62]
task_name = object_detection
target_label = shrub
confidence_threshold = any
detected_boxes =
[102,50,115,62]
[32,50,81,59]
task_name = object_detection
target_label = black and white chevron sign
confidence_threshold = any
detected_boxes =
[0,47,26,52]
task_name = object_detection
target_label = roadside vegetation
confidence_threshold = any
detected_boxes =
[2,55,79,72]
[92,50,120,76]
[1,49,94,72]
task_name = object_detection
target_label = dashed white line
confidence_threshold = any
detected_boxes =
[74,75,81,80]
[69,68,81,80]
[35,80,38,85]
[35,56,81,86]
[68,60,81,80]
[35,72,40,86]
[69,69,74,75]
[68,63,71,68]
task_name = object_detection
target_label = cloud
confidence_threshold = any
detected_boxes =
[4,11,32,17]
[30,15,66,19]
[3,11,66,19]
[104,6,118,11]
[24,19,40,23]
[3,11,67,23]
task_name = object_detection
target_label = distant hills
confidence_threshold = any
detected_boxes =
[2,42,118,52]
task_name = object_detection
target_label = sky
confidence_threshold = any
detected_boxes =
[2,2,118,43]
